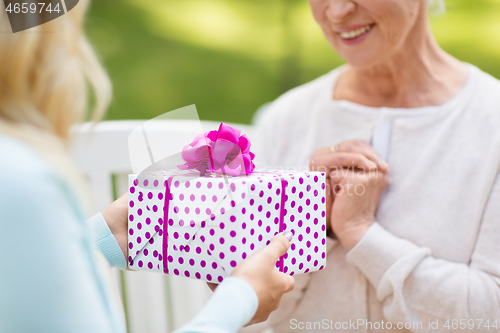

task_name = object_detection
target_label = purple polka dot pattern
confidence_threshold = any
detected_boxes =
[127,170,326,283]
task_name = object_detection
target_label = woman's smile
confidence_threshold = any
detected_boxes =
[308,0,428,68]
[336,23,375,45]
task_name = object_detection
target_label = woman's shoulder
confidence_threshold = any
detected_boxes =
[0,133,85,235]
[469,64,500,85]
[467,64,500,100]
[463,64,500,121]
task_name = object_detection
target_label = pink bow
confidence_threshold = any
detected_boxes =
[178,123,255,176]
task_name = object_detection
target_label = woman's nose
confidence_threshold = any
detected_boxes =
[325,0,356,23]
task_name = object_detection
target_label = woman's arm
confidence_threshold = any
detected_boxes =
[313,139,500,331]
[95,189,295,333]
[85,192,129,270]
[345,171,500,332]
[175,278,257,333]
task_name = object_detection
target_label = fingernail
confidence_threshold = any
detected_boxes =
[284,231,293,242]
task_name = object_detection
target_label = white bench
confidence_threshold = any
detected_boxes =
[70,120,256,333]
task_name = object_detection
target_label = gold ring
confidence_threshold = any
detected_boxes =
[330,144,340,153]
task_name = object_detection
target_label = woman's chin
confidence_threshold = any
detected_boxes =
[329,41,379,70]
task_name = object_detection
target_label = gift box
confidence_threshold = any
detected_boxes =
[127,170,327,282]
[127,122,326,283]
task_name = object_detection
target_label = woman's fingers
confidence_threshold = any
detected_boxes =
[265,234,295,293]
[258,232,292,266]
[230,232,295,325]
[310,151,378,174]
[311,140,389,173]
[310,139,389,238]
[281,273,295,293]
[329,169,388,250]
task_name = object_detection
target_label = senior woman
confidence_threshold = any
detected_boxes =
[0,1,294,332]
[252,0,500,332]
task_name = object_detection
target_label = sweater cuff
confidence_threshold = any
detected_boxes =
[86,213,127,270]
[345,222,422,288]
[211,277,258,330]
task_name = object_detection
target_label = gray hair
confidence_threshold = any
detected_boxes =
[428,0,446,15]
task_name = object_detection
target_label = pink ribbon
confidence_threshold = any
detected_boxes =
[162,176,175,274]
[178,123,255,176]
[278,175,286,272]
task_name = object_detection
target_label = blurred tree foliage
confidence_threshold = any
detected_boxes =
[86,0,500,124]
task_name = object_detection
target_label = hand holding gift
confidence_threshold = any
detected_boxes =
[102,193,129,260]
[231,231,295,325]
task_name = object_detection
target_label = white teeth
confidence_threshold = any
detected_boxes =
[339,24,373,39]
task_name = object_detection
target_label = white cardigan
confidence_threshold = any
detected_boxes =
[249,64,500,333]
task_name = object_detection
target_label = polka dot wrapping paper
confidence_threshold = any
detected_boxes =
[128,169,327,283]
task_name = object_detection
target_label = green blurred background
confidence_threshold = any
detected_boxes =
[85,0,500,124]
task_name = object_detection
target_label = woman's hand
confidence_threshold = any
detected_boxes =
[233,232,295,325]
[102,193,129,260]
[309,139,389,231]
[209,232,295,325]
[329,169,388,250]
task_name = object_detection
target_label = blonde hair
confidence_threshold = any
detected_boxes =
[0,0,112,213]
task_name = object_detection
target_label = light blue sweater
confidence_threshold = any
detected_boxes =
[0,134,257,333]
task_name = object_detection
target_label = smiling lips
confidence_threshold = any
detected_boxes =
[338,23,375,40]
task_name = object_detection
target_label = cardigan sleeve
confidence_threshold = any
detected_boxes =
[346,171,500,332]
[86,213,127,270]
[174,277,258,333]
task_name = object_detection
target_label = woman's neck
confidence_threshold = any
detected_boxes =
[334,26,468,109]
